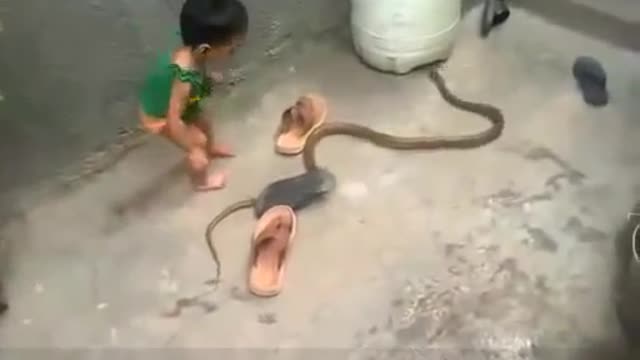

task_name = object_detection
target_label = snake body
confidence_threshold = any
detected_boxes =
[204,67,504,285]
[205,198,256,285]
[303,69,503,170]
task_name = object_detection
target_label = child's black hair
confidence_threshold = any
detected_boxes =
[180,0,248,48]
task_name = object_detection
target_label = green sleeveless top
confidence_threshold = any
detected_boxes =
[138,51,212,123]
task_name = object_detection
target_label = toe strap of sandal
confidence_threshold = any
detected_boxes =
[276,107,294,136]
[276,101,316,137]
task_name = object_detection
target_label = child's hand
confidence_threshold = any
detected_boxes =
[209,71,224,84]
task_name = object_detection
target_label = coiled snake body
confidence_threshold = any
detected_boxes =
[204,68,504,285]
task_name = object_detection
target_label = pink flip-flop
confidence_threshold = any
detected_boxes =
[275,94,327,156]
[248,205,297,297]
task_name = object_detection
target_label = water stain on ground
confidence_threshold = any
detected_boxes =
[391,288,460,345]
[257,312,277,325]
[492,189,522,202]
[473,225,495,237]
[368,325,378,335]
[444,242,465,257]
[491,258,531,285]
[563,216,608,243]
[521,147,578,174]
[535,275,551,294]
[163,296,218,318]
[479,188,553,208]
[391,298,404,308]
[545,171,586,191]
[505,145,587,192]
[524,226,558,252]
[448,265,464,276]
[521,192,554,205]
[580,205,592,216]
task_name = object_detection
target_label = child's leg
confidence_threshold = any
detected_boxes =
[187,146,227,191]
[192,119,235,158]
[164,125,228,191]
[139,110,227,191]
[168,126,228,191]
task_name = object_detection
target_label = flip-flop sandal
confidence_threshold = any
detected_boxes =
[248,205,297,297]
[572,56,609,107]
[275,94,327,156]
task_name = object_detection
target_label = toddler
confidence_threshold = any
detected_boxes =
[138,0,248,191]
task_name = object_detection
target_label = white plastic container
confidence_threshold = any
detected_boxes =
[350,0,462,74]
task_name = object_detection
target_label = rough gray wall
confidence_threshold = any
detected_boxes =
[0,0,348,215]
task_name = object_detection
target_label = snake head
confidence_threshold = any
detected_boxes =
[313,168,337,193]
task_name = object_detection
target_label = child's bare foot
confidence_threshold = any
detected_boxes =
[193,171,228,192]
[209,143,235,158]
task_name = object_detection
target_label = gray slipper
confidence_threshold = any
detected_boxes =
[572,56,609,107]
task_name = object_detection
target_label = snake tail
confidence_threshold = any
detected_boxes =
[205,198,256,285]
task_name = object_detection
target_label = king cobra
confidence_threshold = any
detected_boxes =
[204,67,504,285]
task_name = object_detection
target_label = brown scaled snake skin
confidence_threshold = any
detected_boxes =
[204,66,505,287]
